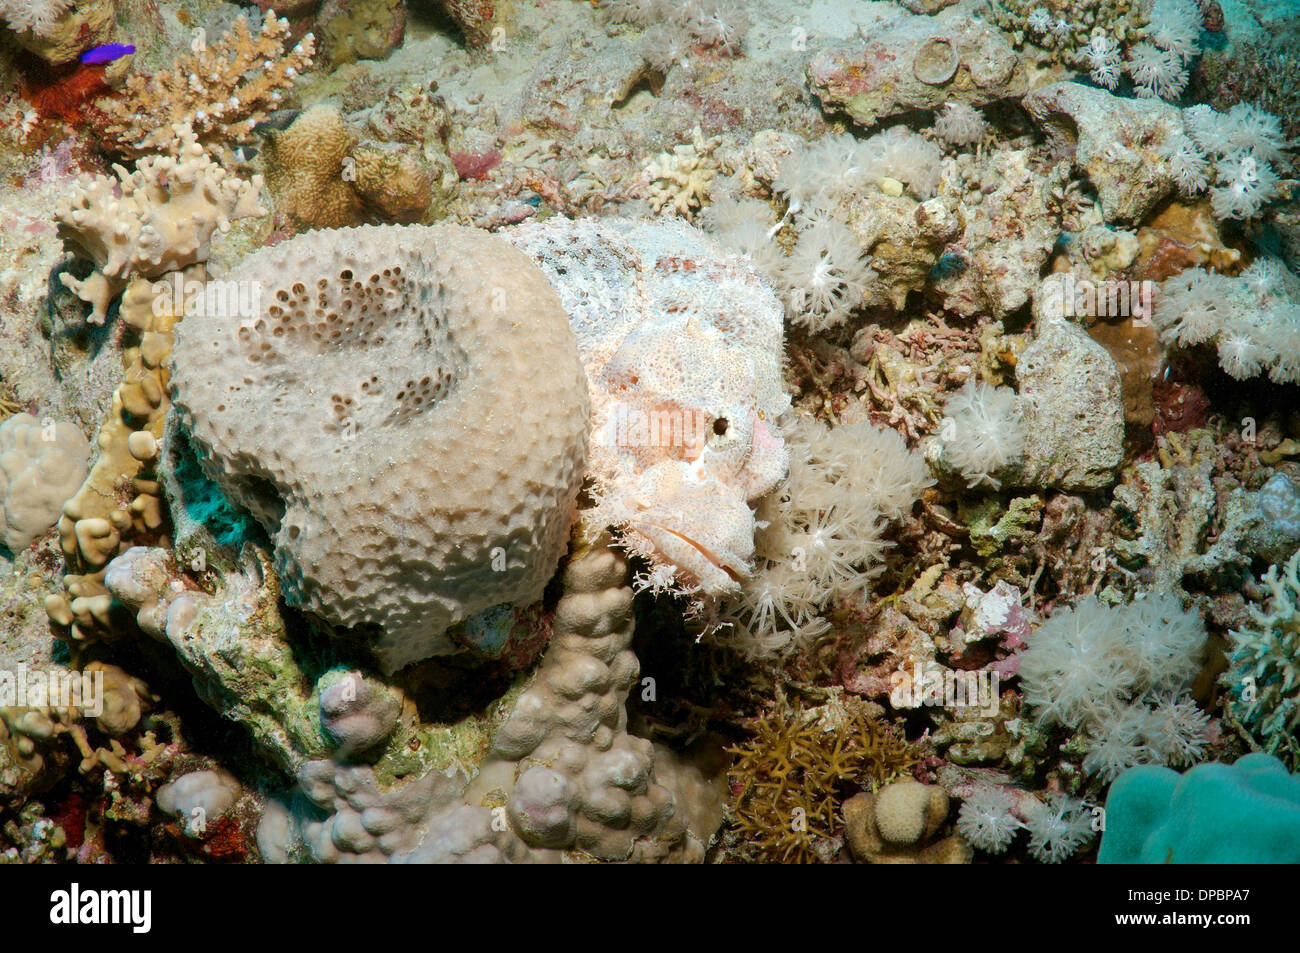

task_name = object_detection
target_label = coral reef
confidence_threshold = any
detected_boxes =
[1,0,1296,874]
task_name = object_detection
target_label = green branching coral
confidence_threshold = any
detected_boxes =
[727,699,917,863]
[1223,550,1300,769]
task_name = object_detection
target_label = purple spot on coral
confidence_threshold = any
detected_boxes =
[80,43,135,65]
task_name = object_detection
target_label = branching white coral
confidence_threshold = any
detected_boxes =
[774,127,945,216]
[939,379,1027,489]
[1126,43,1189,100]
[0,0,73,38]
[956,786,1024,854]
[1020,594,1206,729]
[1219,103,1289,165]
[1083,33,1123,90]
[718,416,932,657]
[1159,134,1210,196]
[1019,594,1209,779]
[1141,693,1211,767]
[779,220,873,331]
[1210,152,1280,220]
[1024,795,1095,863]
[1147,0,1203,61]
[1153,262,1300,383]
[1181,102,1291,221]
[933,103,987,148]
[873,127,944,199]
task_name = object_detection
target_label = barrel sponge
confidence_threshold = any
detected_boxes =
[169,224,590,673]
[1098,753,1300,863]
[0,413,91,554]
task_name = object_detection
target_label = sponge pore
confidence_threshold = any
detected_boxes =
[170,224,591,672]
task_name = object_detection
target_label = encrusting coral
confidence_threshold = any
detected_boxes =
[91,14,316,159]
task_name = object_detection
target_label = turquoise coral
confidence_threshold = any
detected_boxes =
[1099,754,1300,863]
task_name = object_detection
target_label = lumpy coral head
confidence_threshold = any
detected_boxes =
[1098,754,1300,863]
[170,224,590,673]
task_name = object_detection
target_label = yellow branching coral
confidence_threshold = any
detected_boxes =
[93,14,315,158]
[727,698,917,863]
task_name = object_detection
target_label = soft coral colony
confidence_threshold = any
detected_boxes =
[0,0,1297,867]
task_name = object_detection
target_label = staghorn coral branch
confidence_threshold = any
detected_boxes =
[92,14,315,158]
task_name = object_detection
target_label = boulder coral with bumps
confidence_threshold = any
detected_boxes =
[0,413,90,554]
[170,224,591,673]
[843,780,971,864]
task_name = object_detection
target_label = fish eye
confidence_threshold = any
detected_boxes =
[712,417,729,436]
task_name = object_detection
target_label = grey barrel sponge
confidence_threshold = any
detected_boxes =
[170,224,590,672]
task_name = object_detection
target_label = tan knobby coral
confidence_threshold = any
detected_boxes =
[842,780,972,864]
[47,276,185,648]
[169,224,591,673]
[56,126,266,323]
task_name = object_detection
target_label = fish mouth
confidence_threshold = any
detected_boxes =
[634,519,747,586]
